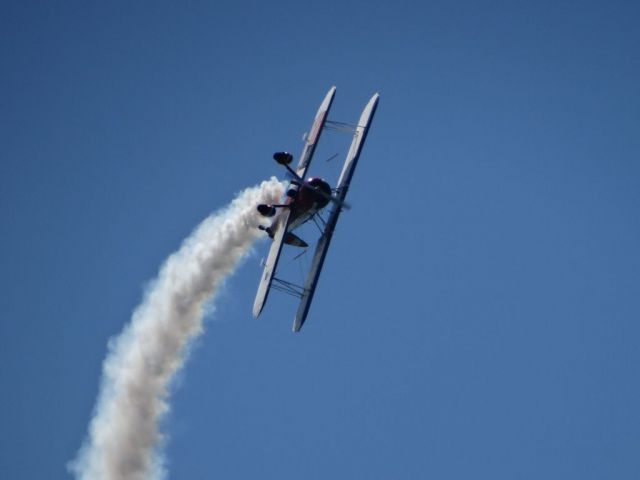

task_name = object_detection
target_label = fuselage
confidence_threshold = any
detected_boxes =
[286,177,331,231]
[258,177,332,246]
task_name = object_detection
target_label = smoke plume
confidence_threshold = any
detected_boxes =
[70,178,283,480]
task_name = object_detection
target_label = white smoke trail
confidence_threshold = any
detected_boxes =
[70,178,283,480]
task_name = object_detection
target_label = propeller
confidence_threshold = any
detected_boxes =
[312,185,351,211]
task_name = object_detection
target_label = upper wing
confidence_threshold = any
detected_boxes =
[292,93,379,332]
[252,208,291,318]
[335,93,380,196]
[295,86,336,178]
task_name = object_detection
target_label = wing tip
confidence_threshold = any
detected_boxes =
[252,301,264,319]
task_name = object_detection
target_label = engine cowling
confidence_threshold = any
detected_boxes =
[273,151,293,165]
[307,177,332,208]
[257,204,276,217]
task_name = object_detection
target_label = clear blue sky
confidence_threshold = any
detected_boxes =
[2,1,639,478]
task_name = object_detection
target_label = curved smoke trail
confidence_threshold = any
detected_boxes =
[70,178,283,480]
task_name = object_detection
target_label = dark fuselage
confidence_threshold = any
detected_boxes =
[286,177,331,230]
[258,177,332,247]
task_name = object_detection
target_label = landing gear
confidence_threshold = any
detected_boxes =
[272,151,303,183]
[273,152,293,165]
[257,204,276,217]
[258,225,274,237]
[286,188,298,199]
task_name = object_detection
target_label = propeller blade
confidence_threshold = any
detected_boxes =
[311,185,351,210]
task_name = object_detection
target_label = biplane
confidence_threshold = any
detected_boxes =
[253,86,379,332]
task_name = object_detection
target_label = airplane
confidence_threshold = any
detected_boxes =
[253,86,379,332]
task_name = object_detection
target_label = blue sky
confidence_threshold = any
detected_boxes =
[2,1,639,478]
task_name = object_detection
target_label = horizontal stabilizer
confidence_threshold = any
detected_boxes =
[284,232,308,248]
